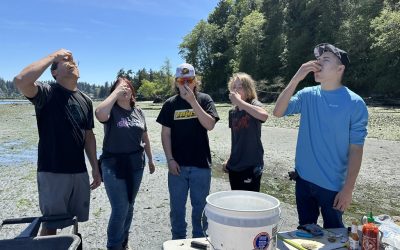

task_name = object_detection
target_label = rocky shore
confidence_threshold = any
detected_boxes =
[1,103,399,249]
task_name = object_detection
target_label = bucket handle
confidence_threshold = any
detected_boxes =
[201,209,221,250]
[277,208,286,232]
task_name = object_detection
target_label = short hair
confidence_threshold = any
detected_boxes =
[50,62,58,80]
[227,72,258,102]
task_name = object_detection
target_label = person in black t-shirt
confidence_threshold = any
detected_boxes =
[222,73,269,192]
[96,77,155,250]
[14,49,101,236]
[156,63,219,240]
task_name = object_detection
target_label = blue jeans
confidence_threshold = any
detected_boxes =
[168,166,211,239]
[295,177,344,228]
[102,159,144,249]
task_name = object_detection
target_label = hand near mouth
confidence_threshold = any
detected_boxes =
[179,84,195,103]
[293,60,322,83]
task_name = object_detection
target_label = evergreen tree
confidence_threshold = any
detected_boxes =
[259,0,285,82]
[338,0,384,95]
[369,4,400,97]
[236,10,266,78]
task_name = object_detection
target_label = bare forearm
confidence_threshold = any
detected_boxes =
[84,131,98,170]
[343,145,364,191]
[14,49,74,98]
[95,92,118,122]
[274,60,322,117]
[15,55,52,83]
[14,54,55,98]
[190,100,216,130]
[237,100,268,121]
[142,132,153,163]
[161,127,173,160]
[333,144,363,211]
[273,79,299,117]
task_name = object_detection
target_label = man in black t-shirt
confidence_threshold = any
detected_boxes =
[14,49,101,236]
[157,63,219,240]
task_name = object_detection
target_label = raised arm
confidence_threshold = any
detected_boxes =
[229,92,268,122]
[180,85,216,130]
[188,99,216,130]
[95,79,130,122]
[14,49,72,98]
[273,61,321,117]
[95,91,119,122]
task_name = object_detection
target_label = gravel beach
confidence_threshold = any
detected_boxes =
[0,156,299,250]
[0,102,399,249]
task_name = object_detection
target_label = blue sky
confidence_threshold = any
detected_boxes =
[0,0,219,85]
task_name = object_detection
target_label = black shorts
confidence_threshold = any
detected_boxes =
[228,166,262,192]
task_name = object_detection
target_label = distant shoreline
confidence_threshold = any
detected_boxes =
[2,97,400,107]
[0,99,30,105]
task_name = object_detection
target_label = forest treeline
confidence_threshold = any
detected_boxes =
[179,0,400,101]
[1,0,399,103]
[0,61,174,101]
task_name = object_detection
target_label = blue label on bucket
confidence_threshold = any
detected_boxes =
[253,232,270,250]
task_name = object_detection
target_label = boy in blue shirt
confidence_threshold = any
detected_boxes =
[273,43,368,228]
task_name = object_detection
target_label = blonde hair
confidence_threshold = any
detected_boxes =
[227,72,258,102]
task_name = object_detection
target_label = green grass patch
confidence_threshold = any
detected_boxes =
[17,198,32,208]
[93,207,103,219]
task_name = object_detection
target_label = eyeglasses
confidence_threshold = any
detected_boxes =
[176,77,195,85]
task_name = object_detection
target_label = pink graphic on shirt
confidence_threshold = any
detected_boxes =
[117,118,129,128]
[116,116,145,129]
[232,114,250,131]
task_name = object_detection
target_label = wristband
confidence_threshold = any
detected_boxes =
[168,158,175,162]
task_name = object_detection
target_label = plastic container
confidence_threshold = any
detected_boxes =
[374,215,400,249]
[205,191,281,250]
[349,220,360,249]
[362,223,380,250]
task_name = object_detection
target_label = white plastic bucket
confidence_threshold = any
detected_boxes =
[205,191,281,250]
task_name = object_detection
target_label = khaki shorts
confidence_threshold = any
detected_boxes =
[37,172,90,229]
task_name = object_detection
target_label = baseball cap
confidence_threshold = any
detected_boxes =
[314,43,350,67]
[175,63,195,78]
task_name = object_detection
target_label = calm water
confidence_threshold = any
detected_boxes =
[0,141,37,166]
[0,102,167,166]
[153,153,166,164]
[0,147,166,167]
[0,99,29,105]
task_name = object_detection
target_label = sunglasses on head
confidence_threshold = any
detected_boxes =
[314,43,342,59]
[176,77,195,85]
